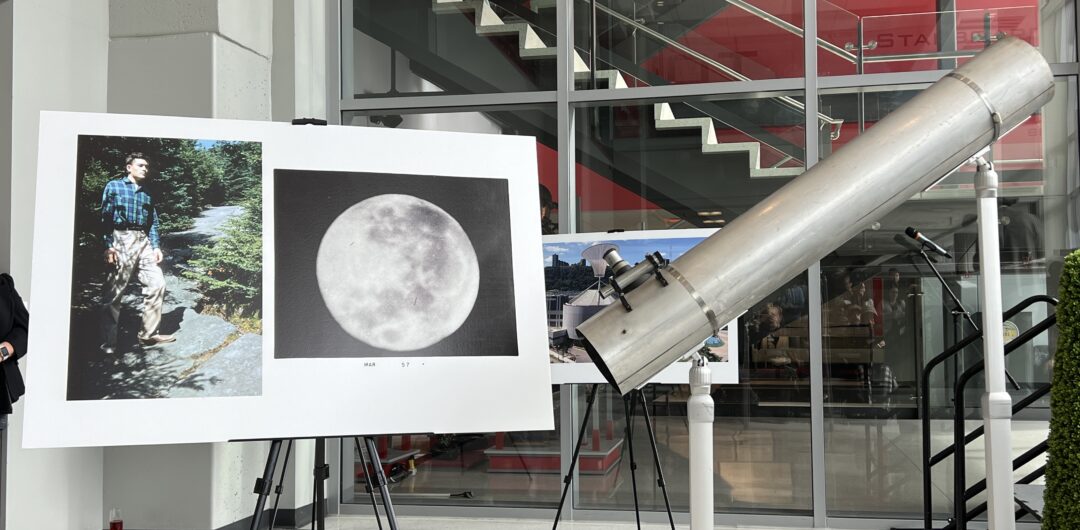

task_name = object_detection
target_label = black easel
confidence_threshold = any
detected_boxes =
[552,384,675,530]
[355,436,399,530]
[911,247,1020,391]
[247,436,399,530]
[248,438,327,530]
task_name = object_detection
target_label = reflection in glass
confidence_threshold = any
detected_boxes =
[573,273,813,515]
[346,389,562,508]
[345,0,561,97]
[576,0,806,88]
[573,95,806,232]
[817,0,1074,76]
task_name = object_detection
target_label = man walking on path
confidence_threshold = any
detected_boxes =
[100,152,175,354]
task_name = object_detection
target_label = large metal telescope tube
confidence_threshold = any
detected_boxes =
[578,37,1054,395]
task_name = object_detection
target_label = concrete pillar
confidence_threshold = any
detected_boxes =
[0,0,11,272]
[107,0,271,119]
[8,1,110,529]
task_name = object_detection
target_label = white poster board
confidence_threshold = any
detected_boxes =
[544,229,739,385]
[23,111,553,448]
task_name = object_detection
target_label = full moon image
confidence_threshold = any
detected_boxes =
[315,194,480,351]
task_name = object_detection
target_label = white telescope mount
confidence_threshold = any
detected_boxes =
[971,152,1016,530]
[592,248,719,529]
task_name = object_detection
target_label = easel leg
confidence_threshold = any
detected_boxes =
[553,383,599,530]
[249,439,283,530]
[636,390,675,530]
[625,392,641,530]
[312,438,328,530]
[355,438,384,530]
[364,436,399,530]
[269,439,294,530]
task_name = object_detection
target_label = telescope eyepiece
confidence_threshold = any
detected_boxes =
[603,249,631,276]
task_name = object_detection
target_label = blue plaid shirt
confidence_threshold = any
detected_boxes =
[101,177,161,249]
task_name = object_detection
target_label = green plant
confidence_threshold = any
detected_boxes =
[1044,249,1080,529]
[182,191,263,323]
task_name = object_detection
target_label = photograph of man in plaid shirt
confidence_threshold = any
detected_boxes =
[99,152,176,354]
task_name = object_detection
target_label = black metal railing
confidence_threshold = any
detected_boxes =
[920,294,1057,530]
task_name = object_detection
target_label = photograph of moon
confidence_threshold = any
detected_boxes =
[275,169,519,359]
[316,194,480,351]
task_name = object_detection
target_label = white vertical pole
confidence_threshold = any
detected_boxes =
[688,354,714,529]
[973,156,1016,530]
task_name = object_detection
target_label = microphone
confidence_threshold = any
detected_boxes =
[893,233,930,256]
[905,227,952,259]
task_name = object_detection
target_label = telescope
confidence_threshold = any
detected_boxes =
[578,36,1054,395]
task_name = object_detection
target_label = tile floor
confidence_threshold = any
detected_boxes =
[290,516,816,529]
[345,417,1048,518]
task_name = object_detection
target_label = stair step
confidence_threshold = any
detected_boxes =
[434,1,798,178]
[653,103,802,178]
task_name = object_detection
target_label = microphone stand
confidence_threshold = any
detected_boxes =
[911,246,1020,391]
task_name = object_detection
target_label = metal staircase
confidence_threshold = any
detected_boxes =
[917,294,1057,530]
[433,0,812,179]
[433,0,628,88]
[653,102,803,178]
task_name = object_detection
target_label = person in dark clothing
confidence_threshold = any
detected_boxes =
[0,273,29,428]
[540,184,558,235]
[999,197,1043,266]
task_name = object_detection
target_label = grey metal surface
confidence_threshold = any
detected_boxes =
[802,2,827,524]
[808,261,827,527]
[578,37,1055,394]
[557,0,575,233]
[339,91,558,111]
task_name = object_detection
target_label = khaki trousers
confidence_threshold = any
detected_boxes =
[102,229,166,345]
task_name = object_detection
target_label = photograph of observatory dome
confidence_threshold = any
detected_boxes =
[543,233,729,365]
[274,169,518,358]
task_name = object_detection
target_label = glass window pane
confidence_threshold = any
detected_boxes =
[575,0,805,90]
[571,273,813,515]
[817,0,1075,76]
[817,78,1075,519]
[344,389,562,508]
[573,93,808,232]
[344,0,560,97]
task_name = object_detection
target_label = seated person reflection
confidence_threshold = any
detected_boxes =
[836,278,876,326]
[999,197,1042,266]
[539,184,558,235]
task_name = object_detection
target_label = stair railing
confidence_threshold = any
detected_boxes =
[724,0,857,64]
[589,0,845,139]
[919,294,1057,530]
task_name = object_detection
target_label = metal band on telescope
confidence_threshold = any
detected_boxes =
[665,264,721,336]
[946,72,1003,141]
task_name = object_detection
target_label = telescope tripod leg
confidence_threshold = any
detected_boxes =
[636,389,675,530]
[552,383,599,530]
[625,392,641,530]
